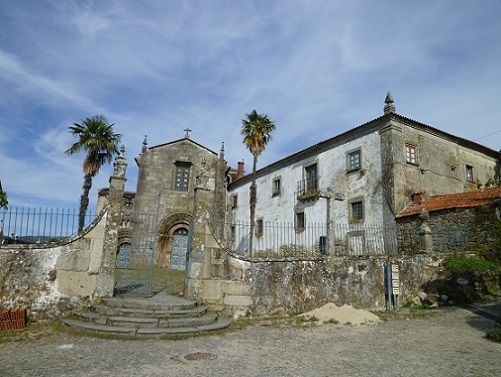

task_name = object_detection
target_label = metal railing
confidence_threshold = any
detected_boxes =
[331,223,398,256]
[218,221,398,260]
[297,177,320,199]
[0,207,96,244]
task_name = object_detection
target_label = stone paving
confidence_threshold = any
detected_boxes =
[1,307,500,377]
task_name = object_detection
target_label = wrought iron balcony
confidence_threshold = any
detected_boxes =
[297,176,320,200]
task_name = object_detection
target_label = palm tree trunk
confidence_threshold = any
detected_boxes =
[249,156,257,255]
[78,173,93,233]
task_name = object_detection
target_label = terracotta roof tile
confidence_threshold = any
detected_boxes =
[397,187,501,218]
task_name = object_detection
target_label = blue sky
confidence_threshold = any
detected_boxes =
[1,0,500,210]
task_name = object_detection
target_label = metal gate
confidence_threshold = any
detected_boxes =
[114,212,160,297]
[170,228,189,270]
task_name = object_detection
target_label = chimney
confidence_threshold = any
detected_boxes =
[411,190,427,204]
[237,161,245,178]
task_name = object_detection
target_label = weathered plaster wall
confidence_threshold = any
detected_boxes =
[0,211,110,318]
[392,119,497,208]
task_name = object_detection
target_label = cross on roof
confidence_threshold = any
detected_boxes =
[184,128,192,139]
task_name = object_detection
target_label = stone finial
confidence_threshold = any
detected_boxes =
[184,128,192,139]
[219,141,225,159]
[142,135,148,153]
[384,91,396,114]
[113,145,128,179]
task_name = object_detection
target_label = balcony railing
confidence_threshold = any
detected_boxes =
[297,176,320,200]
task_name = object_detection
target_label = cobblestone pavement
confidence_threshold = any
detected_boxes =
[1,307,500,377]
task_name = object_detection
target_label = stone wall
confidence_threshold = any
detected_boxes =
[190,249,445,316]
[397,202,501,253]
[0,211,110,318]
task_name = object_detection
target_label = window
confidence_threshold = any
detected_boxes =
[230,225,236,241]
[405,144,417,164]
[272,177,281,196]
[347,149,361,171]
[256,218,263,237]
[295,212,305,232]
[174,162,190,191]
[305,163,318,191]
[350,201,364,223]
[466,165,474,182]
[231,194,238,208]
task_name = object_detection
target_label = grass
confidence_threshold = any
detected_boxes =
[443,254,501,274]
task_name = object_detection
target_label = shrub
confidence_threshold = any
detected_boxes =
[486,326,501,343]
[443,254,501,274]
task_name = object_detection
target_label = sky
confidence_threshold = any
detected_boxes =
[0,0,500,210]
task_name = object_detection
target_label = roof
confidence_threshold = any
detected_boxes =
[397,187,501,218]
[228,112,499,189]
[148,137,218,156]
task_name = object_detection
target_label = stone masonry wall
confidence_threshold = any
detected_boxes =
[397,203,500,253]
[0,210,110,318]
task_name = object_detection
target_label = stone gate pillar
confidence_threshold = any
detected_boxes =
[95,145,127,296]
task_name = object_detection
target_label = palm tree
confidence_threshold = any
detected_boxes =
[241,110,276,252]
[0,180,8,209]
[66,115,121,233]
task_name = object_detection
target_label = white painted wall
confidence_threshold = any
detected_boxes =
[227,131,384,252]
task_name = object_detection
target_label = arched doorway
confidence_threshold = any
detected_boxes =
[170,228,189,270]
[156,212,191,268]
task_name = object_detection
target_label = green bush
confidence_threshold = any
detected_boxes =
[443,254,501,273]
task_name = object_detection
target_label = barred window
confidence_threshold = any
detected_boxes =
[295,212,305,232]
[351,201,364,223]
[256,218,263,237]
[174,162,190,191]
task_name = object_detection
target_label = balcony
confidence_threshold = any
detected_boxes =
[297,176,320,201]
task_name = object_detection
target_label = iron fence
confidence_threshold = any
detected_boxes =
[0,207,96,244]
[218,221,398,260]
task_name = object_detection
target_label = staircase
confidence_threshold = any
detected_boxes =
[62,291,230,338]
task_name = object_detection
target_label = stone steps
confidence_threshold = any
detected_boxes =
[92,304,207,319]
[62,293,230,338]
[61,317,231,338]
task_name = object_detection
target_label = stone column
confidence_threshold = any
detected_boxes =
[418,210,433,253]
[95,145,127,297]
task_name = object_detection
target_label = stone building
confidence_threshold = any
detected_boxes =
[227,94,499,254]
[99,94,499,264]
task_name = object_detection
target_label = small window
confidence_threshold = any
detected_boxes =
[295,212,305,232]
[466,165,474,182]
[272,177,281,196]
[256,218,263,237]
[350,201,364,223]
[405,144,417,165]
[174,162,190,191]
[230,225,236,241]
[231,194,238,208]
[347,149,361,171]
